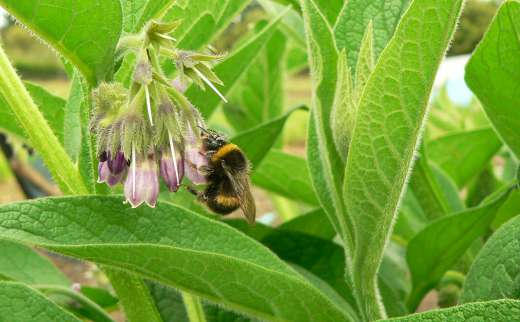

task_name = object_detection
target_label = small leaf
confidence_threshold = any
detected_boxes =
[224,30,288,131]
[0,240,69,286]
[165,0,253,50]
[232,107,303,168]
[406,187,512,310]
[0,282,81,322]
[342,0,464,319]
[334,0,411,70]
[383,299,520,322]
[252,149,319,205]
[186,9,287,119]
[0,0,122,85]
[0,196,351,322]
[465,0,520,159]
[63,74,84,162]
[428,128,502,187]
[0,82,65,143]
[461,202,520,303]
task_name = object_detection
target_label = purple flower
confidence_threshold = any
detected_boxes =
[124,152,159,208]
[183,125,208,184]
[98,160,126,187]
[160,140,184,191]
[97,151,128,187]
[107,151,127,174]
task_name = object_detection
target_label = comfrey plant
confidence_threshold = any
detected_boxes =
[91,21,224,208]
[0,1,519,322]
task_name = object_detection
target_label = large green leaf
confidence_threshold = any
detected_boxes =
[0,282,81,322]
[383,299,520,322]
[252,150,319,205]
[342,0,463,319]
[461,208,520,303]
[0,196,351,322]
[334,0,411,71]
[164,0,252,50]
[0,240,68,286]
[300,0,347,246]
[406,188,512,310]
[465,0,520,159]
[186,10,287,119]
[224,30,287,132]
[0,0,122,85]
[428,128,502,187]
[0,82,65,143]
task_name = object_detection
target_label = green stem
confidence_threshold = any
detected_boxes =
[104,268,163,322]
[34,284,115,322]
[0,149,12,182]
[182,292,207,322]
[353,271,385,322]
[0,44,87,195]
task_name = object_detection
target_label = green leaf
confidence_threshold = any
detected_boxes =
[0,282,81,322]
[259,0,305,49]
[461,205,520,303]
[334,0,411,70]
[300,0,347,245]
[0,196,351,322]
[0,0,122,85]
[465,0,520,159]
[406,187,512,310]
[0,240,69,286]
[261,230,358,312]
[491,189,520,230]
[252,150,319,205]
[383,299,520,322]
[186,9,287,119]
[165,0,252,50]
[224,30,287,131]
[232,107,302,168]
[63,75,83,162]
[428,128,502,187]
[279,208,335,240]
[0,82,65,143]
[342,0,464,319]
[135,1,175,33]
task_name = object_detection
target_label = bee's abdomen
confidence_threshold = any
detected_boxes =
[207,194,240,214]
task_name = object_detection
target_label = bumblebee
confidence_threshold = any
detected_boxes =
[187,128,256,224]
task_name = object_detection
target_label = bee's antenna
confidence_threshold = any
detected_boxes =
[197,125,210,134]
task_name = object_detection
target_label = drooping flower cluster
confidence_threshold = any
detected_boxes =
[91,21,226,208]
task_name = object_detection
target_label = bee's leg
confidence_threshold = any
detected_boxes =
[184,184,208,201]
[198,165,213,176]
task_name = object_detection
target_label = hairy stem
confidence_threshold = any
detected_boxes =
[182,292,207,322]
[0,45,87,195]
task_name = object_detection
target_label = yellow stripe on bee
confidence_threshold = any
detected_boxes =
[216,195,240,207]
[211,143,239,163]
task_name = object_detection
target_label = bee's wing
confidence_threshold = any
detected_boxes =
[221,162,256,224]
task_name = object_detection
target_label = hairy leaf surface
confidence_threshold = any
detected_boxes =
[0,196,351,322]
[0,0,122,85]
[407,188,512,310]
[461,209,520,303]
[342,0,463,318]
[0,282,81,322]
[465,0,520,159]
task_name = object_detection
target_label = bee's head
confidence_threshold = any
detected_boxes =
[199,126,227,151]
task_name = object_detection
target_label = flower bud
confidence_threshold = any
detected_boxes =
[124,153,159,208]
